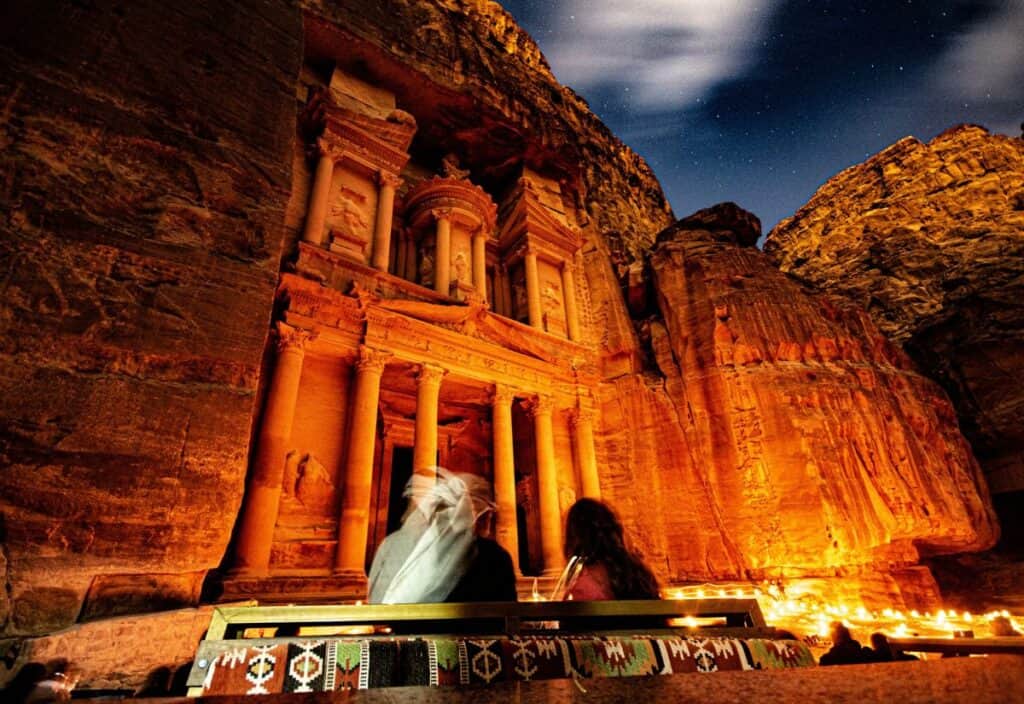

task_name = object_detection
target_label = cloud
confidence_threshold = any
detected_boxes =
[545,0,779,111]
[929,0,1024,134]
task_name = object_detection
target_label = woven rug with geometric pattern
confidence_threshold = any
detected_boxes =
[199,636,815,695]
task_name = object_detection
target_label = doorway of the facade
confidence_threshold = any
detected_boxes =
[386,445,414,535]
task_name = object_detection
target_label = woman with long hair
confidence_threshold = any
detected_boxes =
[562,498,660,600]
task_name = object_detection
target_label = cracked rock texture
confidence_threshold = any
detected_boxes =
[601,204,997,593]
[0,0,302,635]
[0,0,1008,656]
[765,126,1024,495]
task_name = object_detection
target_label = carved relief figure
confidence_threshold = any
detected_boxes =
[453,250,469,283]
[326,188,369,236]
[419,248,434,288]
[440,152,470,179]
[512,280,527,321]
[295,453,335,513]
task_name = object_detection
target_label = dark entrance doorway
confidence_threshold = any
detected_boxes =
[386,446,414,535]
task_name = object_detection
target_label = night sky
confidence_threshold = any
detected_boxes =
[499,0,1024,236]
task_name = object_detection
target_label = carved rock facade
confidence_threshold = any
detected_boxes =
[0,0,1005,668]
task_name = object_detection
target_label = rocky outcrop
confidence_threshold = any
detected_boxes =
[764,126,1024,495]
[602,204,998,596]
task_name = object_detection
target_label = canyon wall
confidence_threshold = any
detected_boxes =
[0,0,1006,653]
[0,0,303,635]
[765,126,1024,496]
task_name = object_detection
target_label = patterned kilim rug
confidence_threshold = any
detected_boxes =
[200,636,815,695]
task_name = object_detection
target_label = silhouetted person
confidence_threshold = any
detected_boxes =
[562,498,660,600]
[869,632,917,662]
[991,616,1021,637]
[819,622,872,666]
[5,662,47,704]
[22,659,77,703]
[445,505,517,603]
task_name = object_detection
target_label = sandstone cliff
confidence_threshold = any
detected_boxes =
[602,204,998,598]
[0,0,671,637]
[764,126,1024,495]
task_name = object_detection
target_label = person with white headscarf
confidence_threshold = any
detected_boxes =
[368,467,516,604]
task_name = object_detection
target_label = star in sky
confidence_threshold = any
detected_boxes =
[500,0,1024,237]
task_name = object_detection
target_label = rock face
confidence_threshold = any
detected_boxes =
[0,0,302,635]
[0,0,1006,668]
[764,126,1024,496]
[0,0,671,640]
[600,204,997,596]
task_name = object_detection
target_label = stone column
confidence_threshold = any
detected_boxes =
[334,345,390,574]
[433,208,452,296]
[491,384,519,572]
[413,363,446,480]
[571,408,601,500]
[524,247,543,329]
[561,261,582,342]
[528,395,564,574]
[371,173,400,271]
[472,229,488,301]
[233,323,312,576]
[302,142,335,246]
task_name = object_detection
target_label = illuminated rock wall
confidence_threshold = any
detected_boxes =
[606,205,998,590]
[0,0,1005,647]
[765,126,1024,496]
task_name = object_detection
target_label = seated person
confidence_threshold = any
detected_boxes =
[368,468,515,604]
[868,632,917,662]
[819,622,873,666]
[560,498,660,601]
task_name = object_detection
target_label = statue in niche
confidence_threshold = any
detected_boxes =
[295,453,334,513]
[453,250,469,283]
[440,152,470,180]
[511,280,527,320]
[326,189,369,236]
[281,450,300,497]
[419,249,434,287]
[542,282,561,313]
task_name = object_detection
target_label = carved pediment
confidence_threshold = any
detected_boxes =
[369,296,564,364]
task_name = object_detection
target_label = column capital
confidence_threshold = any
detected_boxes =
[312,137,342,161]
[471,227,489,241]
[491,383,516,406]
[521,244,539,258]
[431,207,454,222]
[355,345,391,374]
[523,394,555,418]
[560,259,575,273]
[377,171,403,189]
[569,406,597,428]
[417,362,447,386]
[274,322,316,354]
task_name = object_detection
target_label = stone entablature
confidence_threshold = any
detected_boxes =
[278,272,591,401]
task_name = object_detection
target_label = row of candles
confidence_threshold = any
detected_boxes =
[663,582,1023,640]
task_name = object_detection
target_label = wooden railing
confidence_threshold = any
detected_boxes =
[203,598,768,640]
[889,636,1024,656]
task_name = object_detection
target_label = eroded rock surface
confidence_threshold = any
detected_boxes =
[765,126,1024,495]
[604,204,998,594]
[0,0,302,635]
